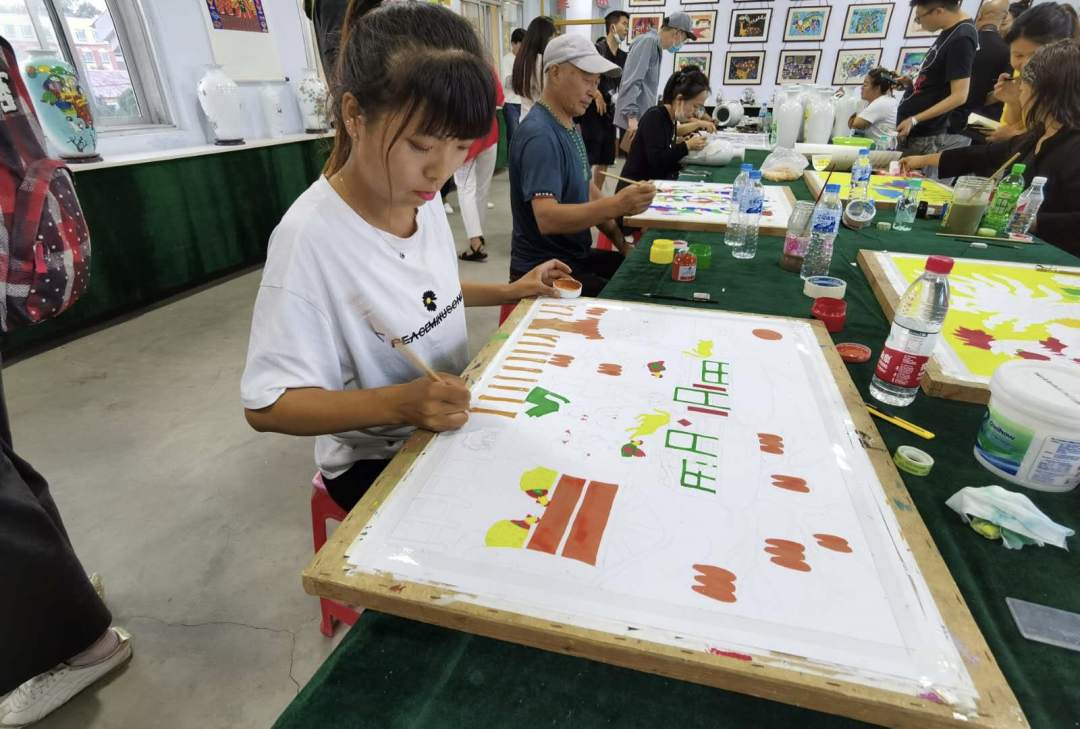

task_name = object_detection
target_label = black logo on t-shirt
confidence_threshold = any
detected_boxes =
[422,291,437,311]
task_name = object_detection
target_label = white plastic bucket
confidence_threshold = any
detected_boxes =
[973,361,1080,492]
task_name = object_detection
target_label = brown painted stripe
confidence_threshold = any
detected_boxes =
[526,475,585,555]
[562,481,618,566]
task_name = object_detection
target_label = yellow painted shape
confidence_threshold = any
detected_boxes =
[627,409,672,440]
[890,255,1080,379]
[484,516,537,548]
[520,466,558,494]
[815,172,953,205]
[684,340,714,359]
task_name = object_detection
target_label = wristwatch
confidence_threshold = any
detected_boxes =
[909,116,919,128]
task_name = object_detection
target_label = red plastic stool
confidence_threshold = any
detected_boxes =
[311,473,361,636]
[596,233,614,251]
[498,302,516,325]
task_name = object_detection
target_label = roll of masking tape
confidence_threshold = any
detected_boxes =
[894,445,934,477]
[803,275,847,299]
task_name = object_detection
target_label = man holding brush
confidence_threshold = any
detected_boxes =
[509,34,657,297]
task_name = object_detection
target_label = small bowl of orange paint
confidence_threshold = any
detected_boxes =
[553,278,583,299]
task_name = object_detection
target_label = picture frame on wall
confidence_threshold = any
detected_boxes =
[628,12,664,42]
[777,49,822,84]
[723,50,765,85]
[896,46,929,78]
[783,6,831,43]
[905,6,939,38]
[833,48,884,85]
[680,0,718,6]
[686,10,718,44]
[842,3,894,41]
[674,50,713,78]
[728,8,772,44]
[628,0,665,7]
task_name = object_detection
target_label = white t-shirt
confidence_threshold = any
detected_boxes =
[241,177,469,478]
[502,52,521,105]
[855,95,898,141]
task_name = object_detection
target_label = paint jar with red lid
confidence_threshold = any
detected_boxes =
[811,297,847,333]
[671,250,697,282]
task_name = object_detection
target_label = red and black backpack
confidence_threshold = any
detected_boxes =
[0,35,90,332]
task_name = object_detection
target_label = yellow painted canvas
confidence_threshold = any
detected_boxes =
[884,253,1080,382]
[809,173,954,205]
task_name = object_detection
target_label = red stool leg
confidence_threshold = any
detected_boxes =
[498,302,516,325]
[596,233,613,251]
[311,475,360,636]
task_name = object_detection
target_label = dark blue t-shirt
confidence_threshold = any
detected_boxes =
[510,103,592,273]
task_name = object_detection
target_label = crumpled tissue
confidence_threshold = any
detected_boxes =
[945,485,1074,550]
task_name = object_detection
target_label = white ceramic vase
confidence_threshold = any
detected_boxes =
[260,83,290,138]
[713,99,744,128]
[832,91,865,139]
[294,68,329,133]
[803,89,835,145]
[775,86,804,149]
[196,65,245,145]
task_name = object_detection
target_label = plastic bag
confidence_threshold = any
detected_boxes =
[760,146,809,182]
[684,139,736,167]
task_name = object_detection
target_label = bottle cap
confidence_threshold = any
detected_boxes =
[925,255,954,275]
[750,170,762,179]
[741,163,753,171]
[1011,163,1026,175]
[825,183,841,193]
[1032,176,1048,185]
[858,148,870,155]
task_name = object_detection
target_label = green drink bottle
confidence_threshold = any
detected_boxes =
[982,164,1027,234]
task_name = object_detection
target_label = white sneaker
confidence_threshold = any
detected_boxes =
[486,202,495,209]
[0,628,132,727]
[443,203,454,214]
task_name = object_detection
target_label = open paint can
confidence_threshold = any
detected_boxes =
[974,361,1080,492]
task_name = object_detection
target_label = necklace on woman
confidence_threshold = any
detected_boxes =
[537,99,591,184]
[333,169,410,260]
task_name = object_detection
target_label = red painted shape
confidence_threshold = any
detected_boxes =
[1041,337,1067,354]
[526,476,585,555]
[771,474,810,493]
[813,533,853,553]
[954,326,995,350]
[688,406,729,417]
[757,433,784,454]
[692,564,738,603]
[752,328,783,341]
[562,481,618,565]
[548,354,574,368]
[693,383,727,392]
[678,419,692,427]
[1016,350,1052,361]
[587,307,608,316]
[708,648,753,662]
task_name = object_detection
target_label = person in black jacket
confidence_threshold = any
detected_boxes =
[617,67,714,190]
[901,39,1080,254]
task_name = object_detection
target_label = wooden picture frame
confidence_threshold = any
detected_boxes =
[723,50,766,86]
[905,5,939,38]
[783,5,831,43]
[628,12,664,42]
[777,49,822,84]
[897,46,930,78]
[304,300,1029,729]
[832,47,883,86]
[686,10,718,44]
[628,0,665,8]
[673,50,712,78]
[728,8,772,44]
[681,0,718,5]
[841,3,894,41]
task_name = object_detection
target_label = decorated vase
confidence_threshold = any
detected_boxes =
[196,64,245,145]
[293,67,329,133]
[21,49,98,161]
[259,82,289,139]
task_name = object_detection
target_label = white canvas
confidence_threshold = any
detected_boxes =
[344,299,977,706]
[629,180,793,229]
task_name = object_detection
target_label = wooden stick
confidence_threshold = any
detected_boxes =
[597,170,648,187]
[1036,264,1080,277]
[392,339,443,383]
[934,232,1031,245]
[864,403,935,440]
[989,152,1020,181]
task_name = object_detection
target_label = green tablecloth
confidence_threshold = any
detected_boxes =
[275,153,1080,729]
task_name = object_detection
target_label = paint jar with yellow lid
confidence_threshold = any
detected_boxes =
[650,238,675,264]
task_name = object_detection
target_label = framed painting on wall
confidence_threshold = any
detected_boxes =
[897,46,929,78]
[777,49,822,84]
[783,6,831,43]
[674,50,712,77]
[833,48,883,85]
[628,0,665,7]
[686,10,718,44]
[842,3,894,41]
[905,6,939,38]
[723,50,765,85]
[629,13,664,42]
[681,0,718,6]
[729,8,772,43]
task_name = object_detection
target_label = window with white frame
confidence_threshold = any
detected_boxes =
[1,0,169,129]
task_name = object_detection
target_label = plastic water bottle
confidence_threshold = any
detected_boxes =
[759,103,772,138]
[850,148,872,201]
[800,184,842,279]
[734,171,764,260]
[982,164,1027,234]
[724,164,753,247]
[869,255,953,407]
[892,179,922,232]
[1006,176,1047,236]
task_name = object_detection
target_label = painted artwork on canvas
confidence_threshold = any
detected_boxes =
[806,172,953,206]
[783,6,831,42]
[777,50,821,83]
[628,180,793,230]
[205,0,268,33]
[873,254,1080,383]
[342,299,978,708]
[629,13,664,42]
[842,3,893,40]
[898,47,929,78]
[833,49,882,85]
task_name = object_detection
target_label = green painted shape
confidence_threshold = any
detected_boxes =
[524,387,570,418]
